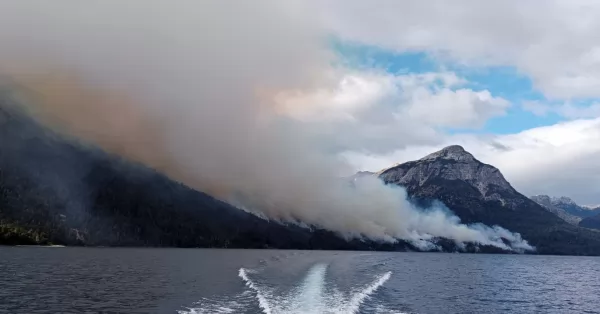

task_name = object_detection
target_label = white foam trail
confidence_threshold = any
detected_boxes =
[372,304,409,314]
[177,291,254,314]
[182,263,397,314]
[238,268,273,314]
[235,263,393,314]
[290,263,328,313]
[178,305,237,314]
[342,271,392,313]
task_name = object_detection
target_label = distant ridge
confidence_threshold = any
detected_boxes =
[580,214,600,230]
[531,195,600,218]
[530,195,583,225]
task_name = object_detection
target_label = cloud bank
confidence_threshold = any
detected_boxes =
[320,0,600,100]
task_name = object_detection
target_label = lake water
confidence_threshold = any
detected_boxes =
[1,247,599,314]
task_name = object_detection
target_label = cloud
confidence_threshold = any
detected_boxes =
[476,119,600,204]
[279,70,509,153]
[406,88,509,128]
[522,101,552,116]
[395,72,510,129]
[319,0,600,100]
[274,72,398,122]
[523,100,600,119]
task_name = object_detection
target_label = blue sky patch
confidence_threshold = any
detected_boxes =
[332,40,568,134]
[330,39,437,74]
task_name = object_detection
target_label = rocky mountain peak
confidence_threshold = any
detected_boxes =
[531,195,577,208]
[530,194,600,220]
[530,195,582,225]
[378,146,519,208]
[531,195,552,206]
[554,196,576,206]
[420,145,475,162]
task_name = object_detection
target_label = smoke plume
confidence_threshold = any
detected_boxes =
[0,1,532,251]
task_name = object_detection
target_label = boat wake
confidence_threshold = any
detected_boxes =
[180,263,400,314]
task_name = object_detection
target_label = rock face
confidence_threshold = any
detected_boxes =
[530,195,582,225]
[377,145,600,255]
[378,145,523,209]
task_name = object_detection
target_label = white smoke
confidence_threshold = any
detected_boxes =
[0,1,532,251]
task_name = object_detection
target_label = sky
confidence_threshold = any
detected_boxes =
[303,0,600,205]
[2,1,600,206]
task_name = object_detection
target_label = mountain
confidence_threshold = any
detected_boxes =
[580,214,600,230]
[585,206,600,216]
[0,94,417,251]
[376,145,600,255]
[585,205,600,211]
[531,195,600,218]
[581,204,600,230]
[348,171,375,183]
[530,195,600,230]
[530,195,582,225]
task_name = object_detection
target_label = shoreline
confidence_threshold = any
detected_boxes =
[14,244,66,248]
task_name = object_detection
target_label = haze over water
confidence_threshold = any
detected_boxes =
[1,247,599,314]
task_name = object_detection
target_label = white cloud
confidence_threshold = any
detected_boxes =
[274,72,398,122]
[319,0,600,100]
[406,88,509,128]
[559,103,600,119]
[522,101,551,116]
[398,72,509,128]
[523,101,600,119]
[276,70,510,153]
[395,72,466,89]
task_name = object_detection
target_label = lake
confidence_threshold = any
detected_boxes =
[1,247,599,313]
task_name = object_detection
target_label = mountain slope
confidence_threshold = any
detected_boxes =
[530,195,600,230]
[0,94,415,251]
[532,195,600,218]
[587,205,600,212]
[580,214,600,230]
[530,195,582,225]
[377,145,600,255]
